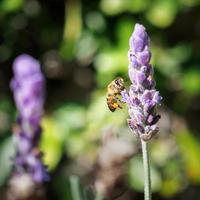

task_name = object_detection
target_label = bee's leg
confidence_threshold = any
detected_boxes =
[115,96,123,109]
[118,102,123,109]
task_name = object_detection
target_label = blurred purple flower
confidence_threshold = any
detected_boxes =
[11,54,45,125]
[11,54,49,183]
[122,24,162,141]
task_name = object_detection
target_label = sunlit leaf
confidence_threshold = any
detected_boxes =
[146,0,178,28]
[100,0,149,15]
[0,0,24,12]
[176,129,200,183]
[161,178,182,197]
[60,0,82,59]
[127,0,150,13]
[100,0,126,15]
[40,117,63,171]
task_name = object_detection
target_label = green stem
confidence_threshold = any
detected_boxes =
[141,139,151,200]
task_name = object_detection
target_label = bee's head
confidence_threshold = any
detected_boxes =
[114,77,125,90]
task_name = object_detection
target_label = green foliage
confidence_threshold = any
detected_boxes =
[100,0,150,15]
[53,175,95,200]
[128,155,162,192]
[40,117,64,171]
[176,129,200,183]
[0,0,23,13]
[182,69,200,96]
[146,0,178,28]
[0,138,15,186]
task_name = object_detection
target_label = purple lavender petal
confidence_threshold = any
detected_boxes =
[132,24,148,44]
[13,54,40,78]
[125,24,162,141]
[152,91,162,104]
[130,37,145,52]
[128,51,140,69]
[128,107,145,125]
[136,71,146,85]
[128,67,136,84]
[137,50,151,66]
[121,89,130,103]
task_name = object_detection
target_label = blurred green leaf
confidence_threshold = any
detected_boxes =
[60,0,82,59]
[181,68,200,96]
[127,0,150,13]
[100,0,149,15]
[161,178,182,197]
[40,117,63,171]
[69,176,82,200]
[176,129,200,183]
[0,99,14,133]
[69,176,95,200]
[53,174,95,200]
[153,44,191,78]
[54,104,86,132]
[75,31,99,63]
[95,49,128,87]
[66,131,90,158]
[100,0,127,15]
[116,18,135,48]
[151,140,173,167]
[0,137,15,186]
[146,0,178,28]
[128,155,162,192]
[85,12,106,33]
[160,160,183,197]
[178,0,200,7]
[0,0,23,12]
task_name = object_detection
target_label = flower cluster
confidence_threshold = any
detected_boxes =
[122,24,162,141]
[11,54,49,182]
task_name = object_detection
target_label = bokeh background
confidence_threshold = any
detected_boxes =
[0,0,200,199]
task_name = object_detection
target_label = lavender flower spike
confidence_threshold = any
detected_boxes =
[11,54,49,183]
[122,24,162,141]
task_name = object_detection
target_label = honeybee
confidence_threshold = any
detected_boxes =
[106,77,125,112]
